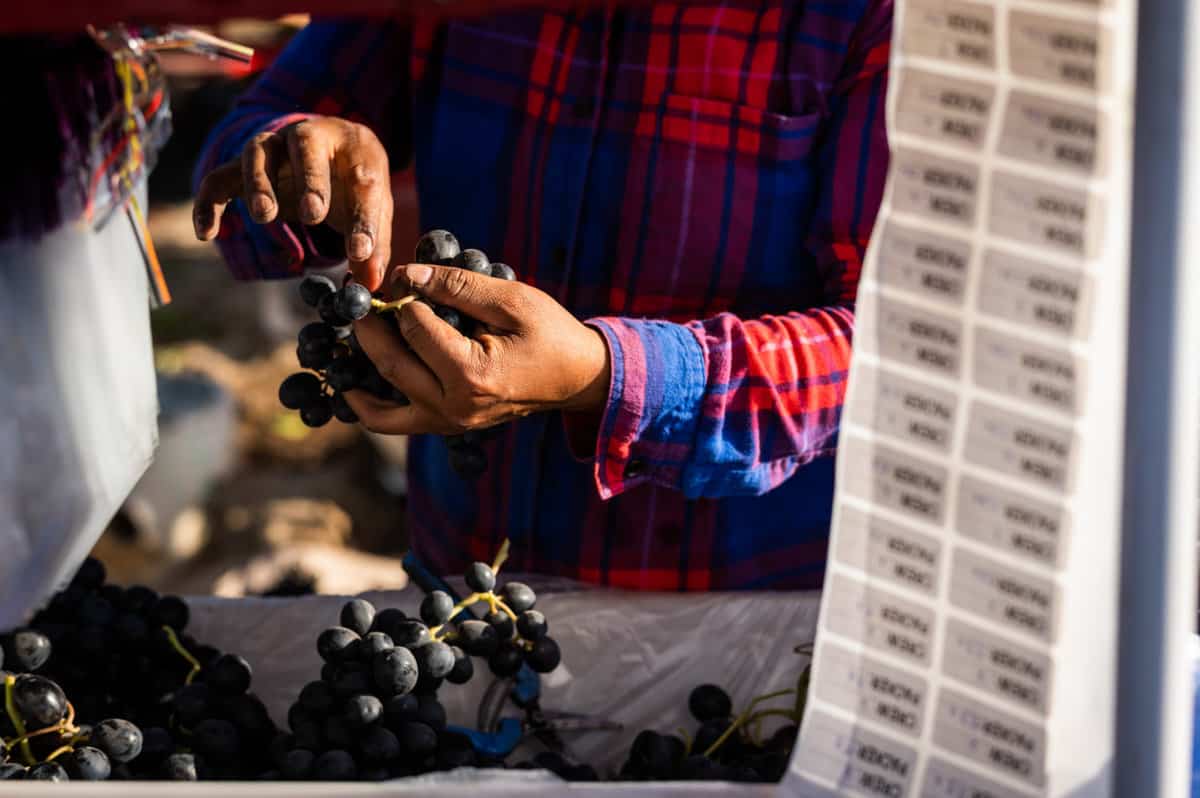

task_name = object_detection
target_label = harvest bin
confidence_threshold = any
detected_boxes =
[2,584,820,795]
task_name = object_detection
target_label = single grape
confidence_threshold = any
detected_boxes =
[79,595,116,626]
[689,684,733,723]
[281,748,315,780]
[516,610,547,641]
[390,620,431,649]
[383,693,419,726]
[766,723,798,754]
[369,607,407,638]
[300,398,335,428]
[499,582,536,613]
[4,629,51,672]
[335,283,374,321]
[343,694,384,729]
[279,373,324,411]
[11,674,67,727]
[358,725,401,763]
[317,627,361,663]
[61,746,111,781]
[71,557,106,590]
[448,444,488,479]
[162,753,198,781]
[314,749,357,781]
[455,620,498,657]
[173,682,212,726]
[394,720,438,757]
[91,718,143,763]
[298,680,335,716]
[434,306,468,334]
[331,663,372,698]
[152,595,190,630]
[415,695,447,731]
[446,646,473,684]
[325,355,367,392]
[489,262,517,281]
[298,321,338,350]
[483,610,513,640]
[373,647,419,697]
[359,632,394,660]
[114,612,149,644]
[25,762,68,781]
[524,637,561,673]
[437,730,477,769]
[299,274,337,308]
[225,693,274,740]
[0,763,25,779]
[208,653,253,695]
[692,717,731,755]
[487,639,523,678]
[414,230,461,265]
[292,719,323,752]
[414,641,455,680]
[452,248,491,275]
[136,726,174,766]
[318,292,353,327]
[331,392,358,423]
[465,562,496,593]
[192,718,241,759]
[419,591,455,627]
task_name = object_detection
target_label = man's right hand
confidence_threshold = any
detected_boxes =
[193,116,393,290]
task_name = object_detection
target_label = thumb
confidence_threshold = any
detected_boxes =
[402,263,522,328]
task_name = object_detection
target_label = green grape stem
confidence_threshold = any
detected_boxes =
[677,727,693,757]
[370,294,418,313]
[4,675,34,765]
[161,625,202,685]
[702,688,797,759]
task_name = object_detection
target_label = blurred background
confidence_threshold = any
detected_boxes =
[90,16,419,598]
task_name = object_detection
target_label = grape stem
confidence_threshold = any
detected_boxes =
[370,294,419,313]
[491,539,511,574]
[702,688,797,759]
[677,726,693,757]
[3,675,34,765]
[161,625,202,685]
[43,744,75,762]
[430,538,520,640]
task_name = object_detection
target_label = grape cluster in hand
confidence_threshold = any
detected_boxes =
[277,229,518,480]
[615,684,797,782]
[0,558,277,781]
[275,550,560,781]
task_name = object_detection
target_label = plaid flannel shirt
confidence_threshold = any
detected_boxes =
[197,2,891,590]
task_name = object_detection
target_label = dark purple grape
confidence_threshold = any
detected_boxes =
[359,632,394,661]
[489,262,516,281]
[452,248,490,275]
[499,582,536,613]
[689,684,733,723]
[79,596,115,626]
[454,620,498,657]
[114,612,149,644]
[414,641,455,680]
[26,762,67,781]
[281,748,315,780]
[358,725,400,763]
[135,726,173,766]
[173,683,212,726]
[162,752,197,780]
[92,718,143,763]
[335,284,373,321]
[297,343,334,371]
[343,694,383,729]
[390,620,430,650]
[437,730,476,769]
[192,718,240,759]
[446,646,473,684]
[524,637,561,673]
[383,693,419,727]
[419,591,455,627]
[331,664,372,698]
[465,562,496,593]
[317,627,361,663]
[314,749,357,780]
[119,584,158,612]
[414,230,460,265]
[299,274,337,308]
[11,674,67,727]
[434,306,468,334]
[516,610,547,641]
[487,640,523,678]
[340,599,376,636]
[415,695,446,731]
[298,321,338,350]
[61,746,111,780]
[318,292,352,327]
[208,653,252,695]
[369,608,408,639]
[325,355,367,392]
[331,392,358,423]
[373,647,419,697]
[300,397,335,428]
[483,610,513,639]
[3,629,50,672]
[278,372,323,410]
[0,763,25,779]
[394,720,437,756]
[71,557,106,590]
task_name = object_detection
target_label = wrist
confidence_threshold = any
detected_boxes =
[563,324,611,414]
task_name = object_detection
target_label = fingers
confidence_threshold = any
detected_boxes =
[395,300,476,380]
[286,121,332,226]
[341,391,451,435]
[353,314,442,404]
[193,161,243,241]
[400,263,527,328]
[241,132,287,223]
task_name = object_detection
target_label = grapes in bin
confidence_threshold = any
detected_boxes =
[276,228,518,479]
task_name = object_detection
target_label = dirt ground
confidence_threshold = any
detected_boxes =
[89,63,415,597]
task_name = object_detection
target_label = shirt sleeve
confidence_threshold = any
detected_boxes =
[192,19,411,280]
[581,0,892,500]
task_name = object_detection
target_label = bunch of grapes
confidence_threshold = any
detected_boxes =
[615,683,800,783]
[2,558,278,780]
[277,229,517,480]
[274,543,561,780]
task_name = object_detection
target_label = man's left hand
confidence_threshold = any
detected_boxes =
[343,263,611,435]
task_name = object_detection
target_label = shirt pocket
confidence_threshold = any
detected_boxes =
[606,92,825,321]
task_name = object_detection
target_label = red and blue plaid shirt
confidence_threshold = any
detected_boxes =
[197,2,892,590]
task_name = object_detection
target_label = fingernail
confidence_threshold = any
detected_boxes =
[349,232,373,261]
[250,193,273,219]
[300,193,323,223]
[406,264,433,287]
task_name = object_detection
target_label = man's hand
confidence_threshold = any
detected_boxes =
[193,116,392,290]
[343,264,611,435]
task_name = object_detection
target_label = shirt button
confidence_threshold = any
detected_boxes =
[624,459,647,478]
[573,98,595,119]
